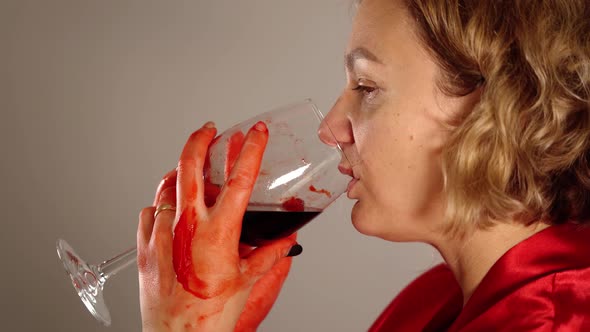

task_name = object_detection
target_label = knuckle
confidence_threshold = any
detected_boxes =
[191,279,226,299]
[244,138,265,150]
[157,171,177,191]
[150,226,172,245]
[227,171,256,190]
[209,229,239,247]
[163,168,177,179]
[162,184,177,194]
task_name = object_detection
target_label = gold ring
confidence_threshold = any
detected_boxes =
[154,204,176,219]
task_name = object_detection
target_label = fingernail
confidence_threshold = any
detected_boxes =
[286,244,303,257]
[203,121,216,129]
[253,121,268,132]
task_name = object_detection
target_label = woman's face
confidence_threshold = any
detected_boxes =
[319,0,478,242]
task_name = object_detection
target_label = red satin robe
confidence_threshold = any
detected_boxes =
[369,223,590,331]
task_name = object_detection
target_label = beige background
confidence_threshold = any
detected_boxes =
[3,1,441,331]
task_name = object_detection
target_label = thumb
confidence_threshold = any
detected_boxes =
[241,238,302,277]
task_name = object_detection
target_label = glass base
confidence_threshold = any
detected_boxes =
[56,239,112,326]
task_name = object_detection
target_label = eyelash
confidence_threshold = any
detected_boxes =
[352,85,376,94]
[352,82,378,100]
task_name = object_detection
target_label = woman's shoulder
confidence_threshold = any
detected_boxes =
[447,265,590,331]
[449,223,590,331]
[369,263,463,332]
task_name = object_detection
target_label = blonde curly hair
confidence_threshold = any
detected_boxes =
[402,0,590,235]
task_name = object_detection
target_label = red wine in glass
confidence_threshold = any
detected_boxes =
[240,204,321,246]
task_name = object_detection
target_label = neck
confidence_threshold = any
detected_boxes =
[432,221,550,306]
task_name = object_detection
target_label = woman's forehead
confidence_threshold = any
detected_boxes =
[353,0,406,21]
[348,0,415,67]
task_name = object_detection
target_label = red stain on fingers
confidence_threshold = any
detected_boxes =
[235,252,294,331]
[173,207,244,300]
[177,159,199,203]
[173,207,202,297]
[173,209,222,299]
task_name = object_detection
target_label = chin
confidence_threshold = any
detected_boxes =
[350,200,385,237]
[350,201,422,242]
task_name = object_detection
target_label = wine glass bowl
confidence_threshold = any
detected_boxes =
[205,100,349,245]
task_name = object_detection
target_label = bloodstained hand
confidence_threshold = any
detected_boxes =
[138,121,299,332]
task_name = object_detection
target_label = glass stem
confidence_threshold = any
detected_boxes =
[97,247,137,282]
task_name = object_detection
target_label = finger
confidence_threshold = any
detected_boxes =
[241,236,298,278]
[151,186,177,247]
[137,206,157,247]
[176,122,217,223]
[235,257,293,332]
[153,168,177,206]
[239,232,296,258]
[256,254,293,289]
[214,121,268,227]
[149,186,177,279]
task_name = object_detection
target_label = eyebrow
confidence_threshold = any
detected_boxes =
[345,47,383,72]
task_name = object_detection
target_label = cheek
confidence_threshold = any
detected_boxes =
[355,118,403,192]
[353,112,399,166]
[354,116,445,225]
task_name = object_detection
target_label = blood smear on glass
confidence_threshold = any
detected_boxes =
[309,185,331,198]
[281,197,305,212]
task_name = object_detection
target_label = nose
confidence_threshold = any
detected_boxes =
[317,95,354,147]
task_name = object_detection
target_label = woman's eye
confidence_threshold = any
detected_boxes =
[351,79,378,99]
[352,85,376,94]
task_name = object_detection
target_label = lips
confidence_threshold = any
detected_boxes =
[338,164,359,197]
[346,178,358,197]
[338,164,355,178]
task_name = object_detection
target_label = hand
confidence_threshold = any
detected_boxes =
[141,171,298,332]
[137,121,299,331]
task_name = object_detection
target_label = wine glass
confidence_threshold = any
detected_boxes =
[56,99,350,326]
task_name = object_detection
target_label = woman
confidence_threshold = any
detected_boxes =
[137,0,590,330]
